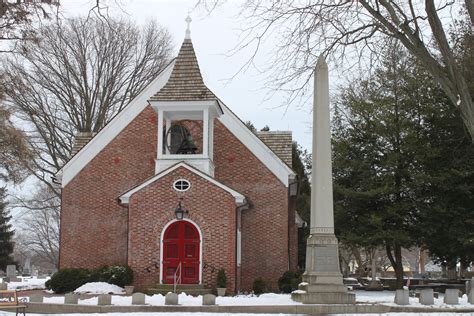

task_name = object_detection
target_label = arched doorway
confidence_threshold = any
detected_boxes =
[161,220,201,284]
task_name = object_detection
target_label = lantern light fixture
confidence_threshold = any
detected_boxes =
[174,198,189,220]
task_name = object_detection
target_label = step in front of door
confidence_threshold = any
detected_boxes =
[146,284,212,296]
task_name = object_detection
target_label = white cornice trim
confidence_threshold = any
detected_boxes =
[59,60,176,187]
[217,101,296,186]
[119,162,246,205]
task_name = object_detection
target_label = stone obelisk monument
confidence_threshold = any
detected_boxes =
[292,56,355,304]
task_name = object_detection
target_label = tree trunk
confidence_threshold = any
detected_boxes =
[447,259,458,280]
[386,243,405,289]
[441,264,447,278]
[352,247,365,278]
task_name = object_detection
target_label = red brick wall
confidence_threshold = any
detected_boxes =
[60,106,293,293]
[213,120,290,292]
[128,166,236,292]
[60,106,158,269]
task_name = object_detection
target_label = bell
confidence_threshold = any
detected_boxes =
[177,134,198,154]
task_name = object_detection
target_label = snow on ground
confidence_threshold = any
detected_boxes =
[0,276,49,290]
[39,290,473,309]
[356,290,472,309]
[42,293,301,306]
[74,282,124,294]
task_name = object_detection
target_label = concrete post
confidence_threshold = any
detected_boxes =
[394,289,409,305]
[444,289,459,305]
[419,289,434,305]
[202,294,216,305]
[165,292,179,305]
[64,293,79,304]
[98,294,112,305]
[29,295,44,303]
[131,293,146,305]
[468,277,474,304]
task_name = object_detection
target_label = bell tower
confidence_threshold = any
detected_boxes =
[149,16,223,177]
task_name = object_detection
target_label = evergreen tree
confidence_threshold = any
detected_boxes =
[333,42,435,288]
[0,187,15,271]
[333,40,474,285]
[292,142,311,268]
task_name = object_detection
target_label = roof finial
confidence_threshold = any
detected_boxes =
[185,15,192,39]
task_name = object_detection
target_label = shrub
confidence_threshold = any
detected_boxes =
[46,265,133,293]
[252,277,266,295]
[99,265,133,287]
[278,270,302,293]
[46,268,91,294]
[216,268,227,288]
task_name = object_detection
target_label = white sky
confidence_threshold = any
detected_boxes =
[59,0,325,151]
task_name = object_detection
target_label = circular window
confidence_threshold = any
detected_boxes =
[173,179,191,192]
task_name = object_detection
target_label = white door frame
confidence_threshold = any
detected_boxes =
[159,218,203,284]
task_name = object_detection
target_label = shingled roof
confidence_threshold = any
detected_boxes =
[150,39,216,101]
[256,131,293,167]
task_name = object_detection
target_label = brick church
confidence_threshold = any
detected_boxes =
[56,24,299,293]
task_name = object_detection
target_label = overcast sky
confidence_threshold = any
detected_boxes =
[58,0,337,152]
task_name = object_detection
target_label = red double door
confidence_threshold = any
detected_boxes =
[162,221,200,284]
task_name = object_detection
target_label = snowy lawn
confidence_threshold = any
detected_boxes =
[0,276,49,291]
[36,290,472,309]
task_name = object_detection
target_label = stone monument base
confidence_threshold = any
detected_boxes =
[292,280,355,304]
[292,290,356,304]
[291,233,356,304]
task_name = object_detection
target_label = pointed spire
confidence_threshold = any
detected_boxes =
[149,22,216,102]
[185,15,192,40]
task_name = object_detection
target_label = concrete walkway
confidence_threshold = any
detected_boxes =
[16,302,474,314]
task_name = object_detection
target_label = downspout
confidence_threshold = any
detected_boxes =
[235,198,249,294]
[288,176,299,271]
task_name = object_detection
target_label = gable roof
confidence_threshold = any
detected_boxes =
[119,162,246,205]
[150,39,216,102]
[57,59,176,186]
[58,37,295,188]
[256,131,293,167]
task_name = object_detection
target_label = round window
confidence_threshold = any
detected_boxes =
[173,179,191,192]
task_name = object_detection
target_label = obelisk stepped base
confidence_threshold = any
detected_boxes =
[291,234,355,304]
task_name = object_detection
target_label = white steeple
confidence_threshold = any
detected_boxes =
[185,15,192,39]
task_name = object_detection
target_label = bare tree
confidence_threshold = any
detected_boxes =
[0,0,60,53]
[3,17,173,195]
[202,1,473,140]
[13,184,60,267]
[0,102,32,184]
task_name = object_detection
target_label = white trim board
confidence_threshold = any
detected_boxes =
[58,60,176,187]
[119,162,246,205]
[159,218,203,285]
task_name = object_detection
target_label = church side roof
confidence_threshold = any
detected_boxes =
[149,39,216,102]
[256,131,293,167]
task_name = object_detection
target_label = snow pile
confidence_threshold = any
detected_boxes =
[74,282,124,294]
